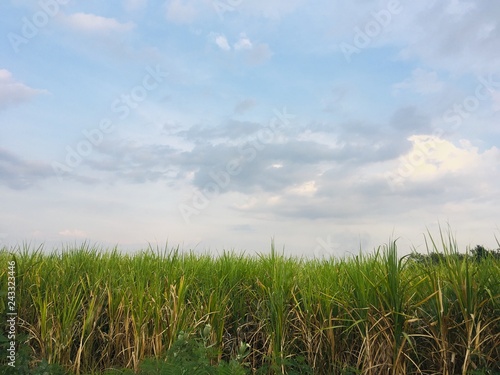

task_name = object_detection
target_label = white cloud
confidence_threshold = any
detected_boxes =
[166,0,197,24]
[288,181,317,196]
[215,34,231,50]
[0,69,48,110]
[64,12,135,33]
[406,135,478,178]
[393,68,445,95]
[234,33,253,50]
[210,33,272,64]
[387,135,500,190]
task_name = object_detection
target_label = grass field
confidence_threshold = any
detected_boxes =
[1,231,500,374]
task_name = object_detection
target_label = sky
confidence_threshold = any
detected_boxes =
[0,0,499,257]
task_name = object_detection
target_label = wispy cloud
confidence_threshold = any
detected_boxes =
[63,12,135,33]
[210,32,272,64]
[0,148,53,189]
[0,69,48,110]
[234,33,253,50]
[214,34,231,51]
[393,68,445,95]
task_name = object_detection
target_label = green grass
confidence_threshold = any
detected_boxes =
[1,231,500,375]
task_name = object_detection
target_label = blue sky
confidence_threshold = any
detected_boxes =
[1,0,499,256]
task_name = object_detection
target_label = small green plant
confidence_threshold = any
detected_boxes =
[137,324,250,375]
[0,334,64,375]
